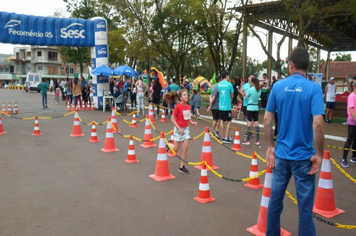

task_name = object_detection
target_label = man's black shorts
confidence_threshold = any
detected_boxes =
[211,109,219,120]
[247,110,259,122]
[219,110,232,122]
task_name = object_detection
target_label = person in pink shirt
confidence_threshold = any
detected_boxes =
[342,80,356,168]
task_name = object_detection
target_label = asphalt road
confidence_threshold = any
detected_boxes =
[0,89,355,236]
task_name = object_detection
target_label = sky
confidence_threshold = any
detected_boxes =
[0,0,355,64]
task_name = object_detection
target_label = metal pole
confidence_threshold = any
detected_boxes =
[242,16,248,79]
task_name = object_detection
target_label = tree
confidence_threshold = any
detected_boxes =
[333,53,352,61]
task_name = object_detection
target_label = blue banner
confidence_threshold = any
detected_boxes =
[0,12,95,47]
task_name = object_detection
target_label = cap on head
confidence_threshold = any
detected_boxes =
[330,77,335,81]
[184,79,189,82]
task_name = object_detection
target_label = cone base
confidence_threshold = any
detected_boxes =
[149,173,176,182]
[168,152,179,157]
[130,125,138,128]
[160,119,166,122]
[125,159,139,163]
[245,183,263,190]
[194,196,215,204]
[0,132,7,135]
[195,164,219,170]
[140,143,157,148]
[89,139,100,143]
[231,147,243,151]
[32,133,42,136]
[101,148,119,152]
[70,133,85,137]
[313,206,345,218]
[246,225,291,236]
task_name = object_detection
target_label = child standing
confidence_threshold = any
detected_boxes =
[190,90,197,116]
[194,90,202,117]
[55,88,60,104]
[166,89,197,174]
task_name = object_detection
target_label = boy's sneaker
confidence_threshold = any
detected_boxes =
[242,140,250,145]
[166,144,170,153]
[178,165,189,174]
[341,160,349,168]
[213,130,221,139]
[222,138,232,144]
[255,141,261,146]
[350,157,356,163]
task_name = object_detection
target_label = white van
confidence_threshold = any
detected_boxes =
[25,72,42,92]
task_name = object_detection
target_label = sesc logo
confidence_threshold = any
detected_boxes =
[98,48,107,55]
[60,23,86,39]
[96,22,106,29]
[4,19,21,28]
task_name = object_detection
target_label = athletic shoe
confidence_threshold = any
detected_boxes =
[242,140,250,145]
[325,119,329,124]
[166,144,170,153]
[341,160,349,168]
[343,122,348,126]
[178,165,189,174]
[136,113,139,118]
[222,138,232,144]
[255,141,261,146]
[213,130,221,139]
[329,120,332,124]
[350,157,356,163]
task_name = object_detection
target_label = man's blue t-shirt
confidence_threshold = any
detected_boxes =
[124,81,130,92]
[218,80,234,111]
[266,74,325,161]
[242,82,250,106]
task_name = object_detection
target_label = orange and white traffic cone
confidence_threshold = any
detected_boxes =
[148,103,156,124]
[231,127,243,151]
[140,115,157,148]
[87,101,90,110]
[149,132,175,181]
[2,102,6,114]
[160,109,166,122]
[91,100,95,110]
[194,164,215,203]
[313,150,345,218]
[0,114,7,135]
[111,107,120,133]
[81,100,86,110]
[88,123,99,143]
[70,111,84,137]
[130,112,138,128]
[167,130,179,157]
[71,101,75,111]
[245,152,263,190]
[101,117,119,152]
[246,166,291,236]
[14,102,19,114]
[7,102,12,114]
[125,135,138,163]
[32,116,42,136]
[195,127,219,170]
[66,102,71,111]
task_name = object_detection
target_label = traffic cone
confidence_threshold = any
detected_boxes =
[77,100,81,110]
[91,100,95,110]
[149,132,176,181]
[313,150,345,218]
[101,117,119,152]
[87,101,91,110]
[125,135,138,163]
[14,102,19,114]
[32,116,42,136]
[2,102,6,114]
[246,166,291,236]
[66,102,71,111]
[160,109,166,122]
[111,107,120,133]
[70,111,84,137]
[0,114,7,135]
[88,123,99,143]
[231,127,243,151]
[130,112,138,128]
[245,152,263,190]
[195,127,219,170]
[148,103,156,124]
[7,102,12,114]
[140,115,157,148]
[81,100,86,110]
[194,164,215,203]
[167,130,179,157]
[71,101,75,111]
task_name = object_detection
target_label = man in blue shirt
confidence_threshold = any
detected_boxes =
[218,71,234,143]
[38,79,49,109]
[264,47,325,236]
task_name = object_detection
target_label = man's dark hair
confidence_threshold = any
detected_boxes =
[289,47,310,71]
[263,73,267,76]
[216,75,221,83]
[221,71,229,80]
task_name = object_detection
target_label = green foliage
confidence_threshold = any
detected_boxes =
[333,53,352,61]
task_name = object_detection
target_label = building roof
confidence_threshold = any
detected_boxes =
[319,61,356,78]
[0,53,15,66]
